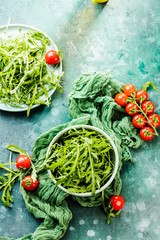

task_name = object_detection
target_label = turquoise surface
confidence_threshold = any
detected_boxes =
[0,0,160,240]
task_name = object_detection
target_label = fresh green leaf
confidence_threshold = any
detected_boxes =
[142,81,160,93]
[0,153,20,207]
[6,145,28,156]
[31,162,37,182]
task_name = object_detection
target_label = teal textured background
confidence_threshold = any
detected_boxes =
[0,0,160,239]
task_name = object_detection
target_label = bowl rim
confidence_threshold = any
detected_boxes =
[46,124,119,197]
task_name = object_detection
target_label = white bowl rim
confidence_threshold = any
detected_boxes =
[46,124,119,197]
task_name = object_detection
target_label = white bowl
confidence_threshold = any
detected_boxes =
[46,125,119,197]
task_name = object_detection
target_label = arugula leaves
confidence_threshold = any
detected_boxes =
[0,153,20,207]
[0,30,63,116]
[44,127,114,195]
[0,145,37,207]
[6,145,37,181]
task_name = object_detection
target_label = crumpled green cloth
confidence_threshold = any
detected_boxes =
[68,71,143,206]
[1,72,143,240]
[68,71,143,163]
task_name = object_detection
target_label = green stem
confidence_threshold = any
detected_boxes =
[127,95,159,136]
[101,190,106,212]
[8,153,13,186]
[87,144,95,195]
[0,162,16,166]
[134,101,158,136]
[0,154,16,174]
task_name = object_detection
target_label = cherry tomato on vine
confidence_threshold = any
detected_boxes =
[135,90,148,103]
[148,114,160,128]
[125,102,139,116]
[132,114,146,128]
[22,176,38,191]
[123,84,136,97]
[45,50,60,65]
[139,127,154,141]
[110,195,124,211]
[115,93,128,106]
[16,155,31,170]
[141,101,155,115]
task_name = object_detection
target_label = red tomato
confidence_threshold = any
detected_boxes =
[125,102,139,116]
[139,127,154,141]
[132,114,146,128]
[135,90,148,103]
[22,176,38,191]
[45,50,60,65]
[148,114,160,128]
[110,195,124,211]
[141,101,155,115]
[115,93,128,106]
[16,155,31,170]
[123,84,136,97]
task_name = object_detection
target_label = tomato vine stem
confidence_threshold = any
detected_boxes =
[127,94,159,136]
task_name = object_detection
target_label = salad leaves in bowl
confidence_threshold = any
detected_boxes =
[43,125,119,197]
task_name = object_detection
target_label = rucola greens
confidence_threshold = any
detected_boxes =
[43,127,115,195]
[0,30,63,116]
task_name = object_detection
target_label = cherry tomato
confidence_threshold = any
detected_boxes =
[132,114,146,128]
[123,84,136,97]
[141,101,155,115]
[110,195,124,211]
[22,176,38,191]
[115,93,128,106]
[125,102,139,116]
[45,50,60,65]
[16,155,31,170]
[148,114,160,128]
[135,90,148,103]
[139,127,154,141]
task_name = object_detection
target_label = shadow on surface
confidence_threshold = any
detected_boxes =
[57,1,106,50]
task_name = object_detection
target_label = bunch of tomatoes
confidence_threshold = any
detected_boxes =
[16,155,38,191]
[115,84,160,141]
